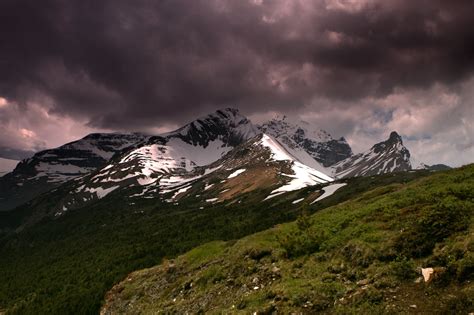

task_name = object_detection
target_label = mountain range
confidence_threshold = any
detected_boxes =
[0,108,461,315]
[0,108,446,212]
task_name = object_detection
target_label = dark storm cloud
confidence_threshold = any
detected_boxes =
[1,0,473,129]
[0,147,34,160]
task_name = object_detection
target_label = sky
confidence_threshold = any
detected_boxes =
[0,0,473,166]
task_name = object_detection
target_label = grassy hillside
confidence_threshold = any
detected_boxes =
[102,165,474,314]
[0,170,432,314]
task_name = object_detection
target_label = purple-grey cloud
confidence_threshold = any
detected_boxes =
[0,0,473,166]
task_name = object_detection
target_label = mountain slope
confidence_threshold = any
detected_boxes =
[0,165,435,315]
[259,116,353,167]
[332,131,411,178]
[0,160,462,315]
[23,132,333,220]
[38,109,258,215]
[0,108,257,213]
[0,108,336,226]
[0,108,459,314]
[101,164,474,314]
[0,133,148,211]
[1,111,428,214]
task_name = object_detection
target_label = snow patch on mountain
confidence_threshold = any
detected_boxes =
[292,198,305,204]
[260,116,332,142]
[164,108,258,147]
[171,185,192,199]
[258,134,333,199]
[204,183,214,191]
[311,183,347,204]
[104,138,231,188]
[259,134,332,181]
[34,162,96,183]
[228,169,246,179]
[0,132,149,210]
[166,138,232,167]
[259,116,352,167]
[85,185,120,199]
[89,109,257,189]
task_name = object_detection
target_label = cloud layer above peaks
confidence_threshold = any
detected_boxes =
[0,0,473,165]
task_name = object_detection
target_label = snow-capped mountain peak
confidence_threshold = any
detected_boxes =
[259,134,333,181]
[49,132,335,215]
[0,132,149,211]
[165,108,258,147]
[258,116,352,167]
[1,108,448,215]
[260,115,332,142]
[388,131,402,142]
[332,131,411,178]
[49,110,260,212]
[372,131,404,153]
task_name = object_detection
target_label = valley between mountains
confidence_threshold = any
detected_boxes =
[0,108,468,315]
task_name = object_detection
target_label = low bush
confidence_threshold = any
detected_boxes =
[278,210,327,258]
[394,196,470,258]
[389,256,417,281]
[340,241,376,268]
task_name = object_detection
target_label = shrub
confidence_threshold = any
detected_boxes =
[440,291,473,314]
[245,247,272,261]
[389,257,417,281]
[341,241,375,268]
[352,287,383,305]
[456,253,474,282]
[278,210,326,258]
[394,197,470,258]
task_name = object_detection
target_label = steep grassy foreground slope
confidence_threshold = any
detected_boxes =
[0,169,433,314]
[102,165,474,314]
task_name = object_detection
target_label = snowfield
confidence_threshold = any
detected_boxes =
[228,169,246,179]
[311,183,347,204]
[259,134,333,200]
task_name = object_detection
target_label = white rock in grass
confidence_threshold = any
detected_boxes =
[421,268,434,282]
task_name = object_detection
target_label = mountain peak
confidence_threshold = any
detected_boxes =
[166,108,257,147]
[258,117,352,167]
[0,132,149,211]
[333,131,411,178]
[261,116,333,142]
[217,107,240,117]
[190,108,248,127]
[373,131,407,155]
[388,131,403,144]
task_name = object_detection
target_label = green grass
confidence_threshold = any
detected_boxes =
[101,165,474,314]
[0,169,437,314]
